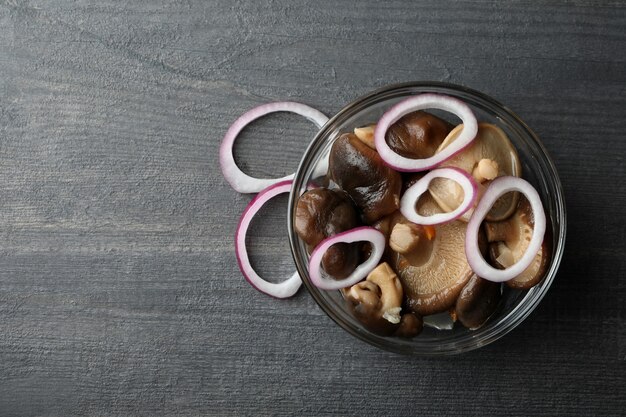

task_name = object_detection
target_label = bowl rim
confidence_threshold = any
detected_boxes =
[287,81,567,355]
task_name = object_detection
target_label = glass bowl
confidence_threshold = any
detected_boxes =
[287,82,566,355]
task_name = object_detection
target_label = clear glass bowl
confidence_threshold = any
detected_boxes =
[287,82,566,355]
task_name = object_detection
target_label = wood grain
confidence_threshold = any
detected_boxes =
[0,0,624,416]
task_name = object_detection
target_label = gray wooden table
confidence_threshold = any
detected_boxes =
[0,1,624,416]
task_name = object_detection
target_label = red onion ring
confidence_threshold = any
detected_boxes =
[374,94,478,172]
[465,177,546,282]
[308,227,386,291]
[400,167,478,225]
[220,102,329,193]
[235,180,301,298]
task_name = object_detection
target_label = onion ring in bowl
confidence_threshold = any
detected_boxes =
[308,227,386,290]
[235,180,301,298]
[220,102,329,193]
[400,167,478,225]
[374,94,478,172]
[465,176,546,282]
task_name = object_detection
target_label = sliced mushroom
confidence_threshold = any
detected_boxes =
[429,123,522,221]
[455,275,502,329]
[344,262,404,335]
[385,110,453,159]
[388,195,482,316]
[485,196,551,289]
[329,133,402,223]
[295,188,361,279]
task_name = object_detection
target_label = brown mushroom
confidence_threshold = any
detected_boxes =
[393,313,423,338]
[429,123,522,221]
[344,262,404,335]
[385,110,453,159]
[295,188,361,279]
[455,275,502,329]
[371,214,395,239]
[388,195,484,316]
[329,133,402,223]
[401,171,427,195]
[485,196,551,289]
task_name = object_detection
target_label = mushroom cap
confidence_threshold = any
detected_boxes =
[329,133,402,223]
[320,242,361,279]
[429,123,522,221]
[294,188,361,279]
[385,110,453,159]
[393,313,423,338]
[295,188,360,247]
[388,195,475,316]
[486,197,551,289]
[490,242,549,289]
[455,275,502,329]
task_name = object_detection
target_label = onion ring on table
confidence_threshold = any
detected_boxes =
[235,180,301,298]
[220,102,328,193]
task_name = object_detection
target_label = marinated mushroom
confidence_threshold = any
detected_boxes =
[484,196,551,289]
[393,313,423,338]
[329,133,402,223]
[388,195,483,316]
[455,275,502,329]
[401,171,427,195]
[371,214,395,239]
[344,262,404,335]
[385,110,453,159]
[429,123,522,221]
[320,242,361,279]
[295,188,361,279]
[389,222,434,254]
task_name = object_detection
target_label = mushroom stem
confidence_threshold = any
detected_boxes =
[473,158,499,183]
[354,125,376,150]
[366,263,403,323]
[484,220,514,242]
[382,307,402,324]
[344,262,405,332]
[493,243,515,268]
[389,223,423,254]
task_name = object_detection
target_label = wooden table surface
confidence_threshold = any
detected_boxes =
[0,1,624,416]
